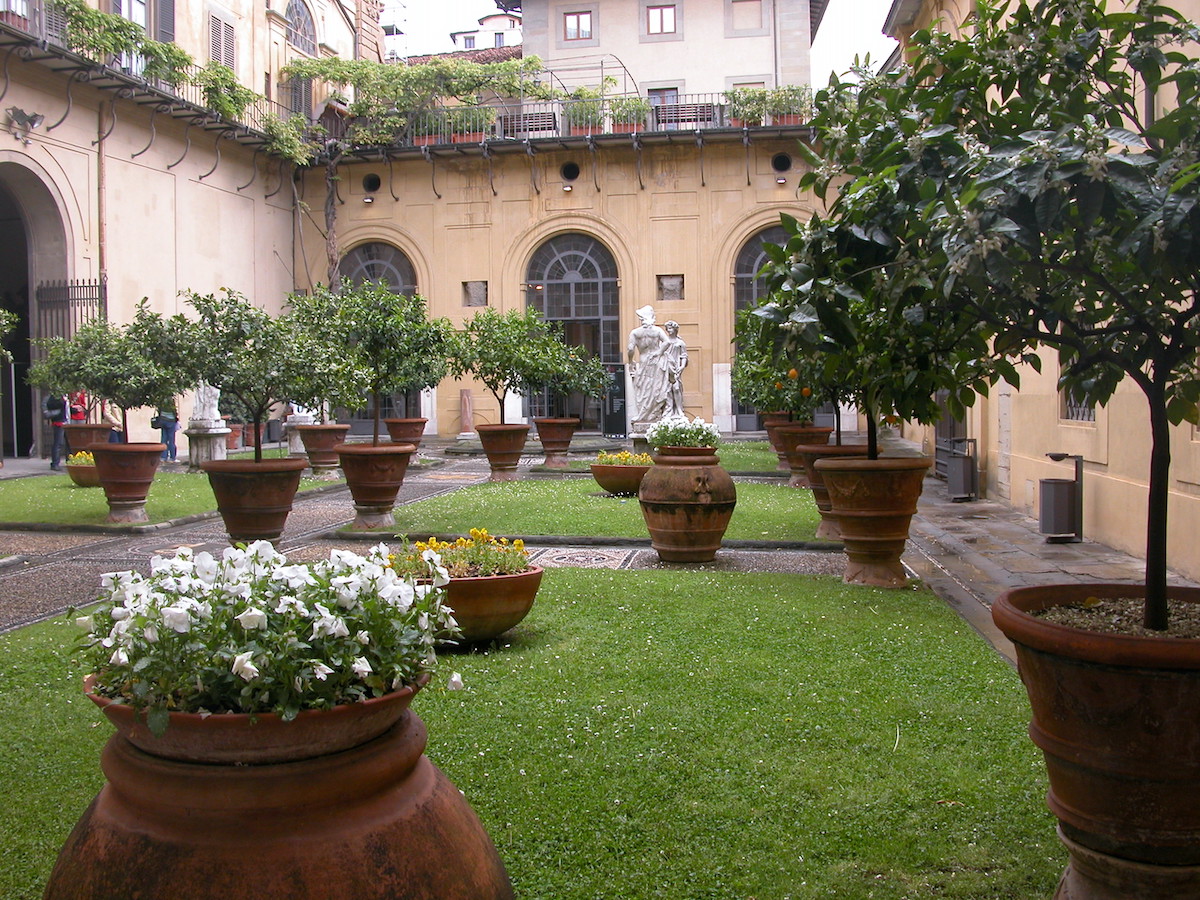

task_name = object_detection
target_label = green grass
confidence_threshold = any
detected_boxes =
[562,441,781,474]
[0,569,1063,899]
[392,478,823,543]
[0,471,338,526]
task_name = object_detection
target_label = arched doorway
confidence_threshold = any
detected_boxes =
[523,233,619,429]
[335,242,421,433]
[0,161,72,459]
[732,225,787,432]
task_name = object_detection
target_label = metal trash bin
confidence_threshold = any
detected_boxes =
[1039,478,1078,536]
[946,438,978,501]
[266,418,283,443]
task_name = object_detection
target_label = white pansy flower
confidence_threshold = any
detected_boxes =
[355,630,371,645]
[447,672,464,691]
[75,615,94,631]
[110,647,129,666]
[160,605,192,633]
[351,657,372,678]
[235,607,268,630]
[312,663,334,681]
[143,623,159,643]
[311,604,350,640]
[231,651,260,682]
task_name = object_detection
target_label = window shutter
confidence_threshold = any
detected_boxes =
[222,20,235,68]
[210,14,236,69]
[155,0,174,43]
[209,14,221,61]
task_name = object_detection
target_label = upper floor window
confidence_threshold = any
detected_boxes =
[209,13,235,69]
[494,32,504,47]
[564,11,592,40]
[463,34,475,49]
[286,0,317,56]
[647,5,676,34]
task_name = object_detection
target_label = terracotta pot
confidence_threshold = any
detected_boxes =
[201,458,307,545]
[793,443,868,540]
[476,424,530,482]
[775,424,833,487]
[243,422,265,448]
[444,566,544,643]
[295,423,351,471]
[533,417,579,468]
[90,443,166,524]
[611,122,642,133]
[384,417,428,450]
[638,446,737,562]
[760,412,793,471]
[224,422,243,450]
[814,455,932,588]
[65,423,115,448]
[66,464,101,487]
[336,442,415,530]
[993,584,1200,897]
[45,678,514,900]
[451,131,485,144]
[590,463,651,496]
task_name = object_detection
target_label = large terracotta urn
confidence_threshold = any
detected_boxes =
[759,412,793,471]
[336,442,416,530]
[638,446,737,562]
[775,424,833,487]
[444,566,544,643]
[201,458,307,545]
[793,443,868,540]
[813,455,932,588]
[476,424,530,482]
[993,584,1200,899]
[532,417,579,468]
[90,443,166,523]
[590,463,651,497]
[44,679,514,900]
[295,423,351,472]
[384,417,428,450]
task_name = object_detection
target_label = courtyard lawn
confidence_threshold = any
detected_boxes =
[562,440,781,474]
[0,471,338,527]
[0,568,1062,899]
[391,478,823,543]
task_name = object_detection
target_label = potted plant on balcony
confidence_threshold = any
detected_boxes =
[609,95,651,133]
[184,289,352,545]
[292,283,451,529]
[764,84,812,126]
[29,302,194,523]
[449,308,573,481]
[724,87,767,127]
[446,105,496,144]
[792,2,1200,893]
[564,85,606,135]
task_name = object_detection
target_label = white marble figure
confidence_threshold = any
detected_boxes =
[189,381,223,430]
[661,320,688,418]
[626,305,668,423]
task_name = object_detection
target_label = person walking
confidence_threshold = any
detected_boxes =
[42,393,69,470]
[155,405,179,461]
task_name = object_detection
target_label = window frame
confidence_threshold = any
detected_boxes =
[285,0,317,56]
[647,4,675,34]
[563,10,592,41]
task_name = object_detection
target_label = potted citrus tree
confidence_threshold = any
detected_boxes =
[724,87,766,127]
[292,283,452,528]
[29,303,195,522]
[792,1,1200,892]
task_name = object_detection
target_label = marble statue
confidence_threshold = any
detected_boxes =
[626,306,688,424]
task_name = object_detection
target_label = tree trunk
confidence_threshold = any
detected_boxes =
[324,155,340,288]
[1144,384,1171,629]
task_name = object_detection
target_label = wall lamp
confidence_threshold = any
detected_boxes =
[775,175,787,185]
[6,106,44,146]
[562,184,573,192]
[362,195,374,204]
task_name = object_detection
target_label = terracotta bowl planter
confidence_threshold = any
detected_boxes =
[813,455,932,588]
[443,566,544,643]
[295,423,351,471]
[775,424,833,487]
[476,424,530,482]
[532,417,579,468]
[336,442,416,530]
[590,464,651,496]
[66,464,101,487]
[993,584,1200,898]
[638,446,737,562]
[90,443,166,523]
[45,675,513,900]
[64,423,115,448]
[201,458,307,545]
[384,417,428,450]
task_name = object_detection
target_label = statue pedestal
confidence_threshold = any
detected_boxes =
[185,427,231,473]
[285,414,315,457]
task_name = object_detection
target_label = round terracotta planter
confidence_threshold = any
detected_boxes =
[760,412,793,471]
[64,422,115,448]
[590,463,651,497]
[336,442,416,530]
[384,417,428,450]
[444,566,544,643]
[993,584,1200,897]
[476,424,530,482]
[44,678,514,900]
[224,422,244,450]
[638,446,737,563]
[90,443,166,523]
[775,424,833,487]
[793,443,869,540]
[813,455,932,588]
[201,458,307,545]
[295,423,351,471]
[65,464,101,487]
[533,417,579,468]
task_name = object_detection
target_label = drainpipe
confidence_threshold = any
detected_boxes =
[96,103,107,297]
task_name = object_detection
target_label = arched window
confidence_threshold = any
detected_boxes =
[335,243,420,427]
[337,242,418,294]
[286,0,317,55]
[524,233,620,426]
[732,225,788,431]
